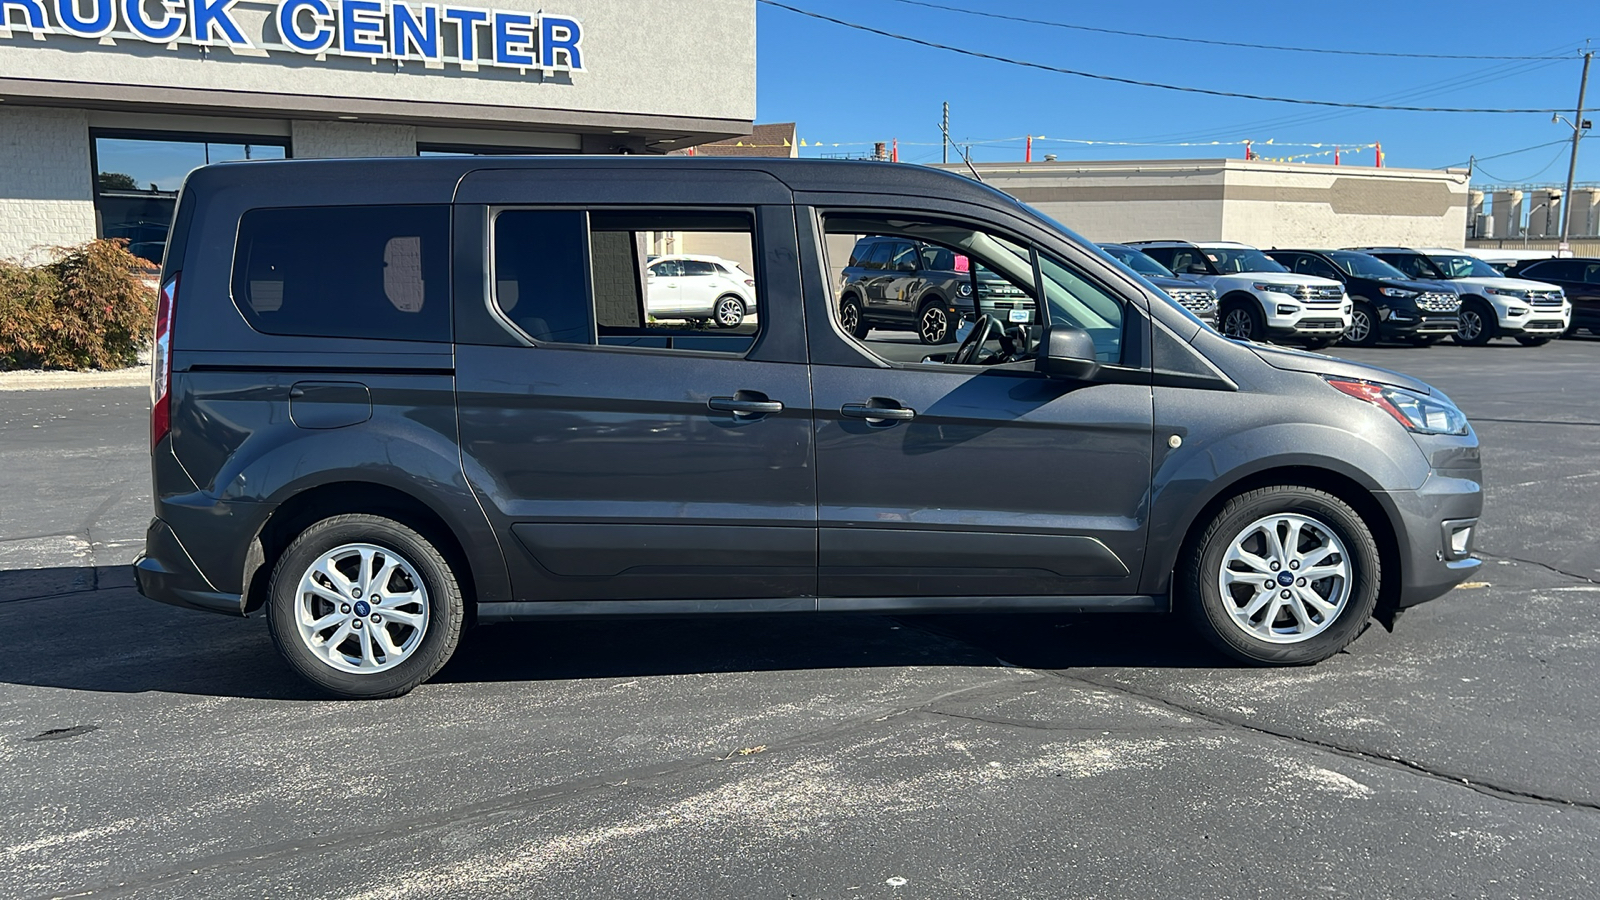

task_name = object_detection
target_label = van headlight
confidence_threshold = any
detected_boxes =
[1326,378,1469,436]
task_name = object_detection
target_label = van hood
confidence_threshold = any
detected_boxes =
[1246,342,1431,394]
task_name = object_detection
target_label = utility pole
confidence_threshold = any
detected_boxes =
[1558,51,1592,255]
[942,102,950,165]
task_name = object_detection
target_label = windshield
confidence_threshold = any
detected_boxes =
[1328,251,1409,280]
[1429,254,1503,279]
[1100,245,1175,278]
[1203,247,1288,274]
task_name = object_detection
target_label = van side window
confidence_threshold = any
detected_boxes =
[232,205,450,341]
[491,209,761,355]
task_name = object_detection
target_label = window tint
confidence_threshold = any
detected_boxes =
[1586,263,1600,284]
[1527,260,1578,281]
[491,209,760,355]
[1140,247,1179,270]
[1040,254,1125,363]
[864,241,894,270]
[1297,255,1342,280]
[494,210,593,343]
[232,205,450,341]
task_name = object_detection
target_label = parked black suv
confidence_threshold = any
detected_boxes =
[837,235,1032,344]
[1504,257,1600,336]
[137,157,1483,698]
[1098,243,1218,326]
[1265,249,1460,347]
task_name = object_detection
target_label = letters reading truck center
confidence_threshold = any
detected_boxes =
[0,0,583,72]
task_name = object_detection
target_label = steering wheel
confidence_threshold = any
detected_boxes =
[953,314,1001,365]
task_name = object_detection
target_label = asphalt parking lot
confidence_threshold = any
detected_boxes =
[2,339,1598,899]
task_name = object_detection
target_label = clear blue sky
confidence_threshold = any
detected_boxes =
[755,0,1597,185]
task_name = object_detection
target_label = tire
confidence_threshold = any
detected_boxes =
[267,514,465,699]
[1219,299,1265,342]
[714,294,746,329]
[1516,335,1552,347]
[1343,301,1380,347]
[839,294,869,339]
[1181,486,1381,666]
[1453,299,1495,346]
[917,300,954,345]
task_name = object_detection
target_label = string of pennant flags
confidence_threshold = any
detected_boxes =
[718,135,1386,165]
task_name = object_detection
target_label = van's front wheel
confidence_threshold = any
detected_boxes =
[267,514,464,699]
[1183,487,1380,666]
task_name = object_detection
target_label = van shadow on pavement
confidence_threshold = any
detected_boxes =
[0,565,1231,700]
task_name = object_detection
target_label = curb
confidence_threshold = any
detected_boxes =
[0,366,150,391]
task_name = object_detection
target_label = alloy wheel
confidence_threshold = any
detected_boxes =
[1458,309,1483,341]
[1347,310,1372,343]
[841,301,859,333]
[1223,308,1254,340]
[716,297,744,327]
[295,543,430,674]
[1216,513,1351,644]
[920,306,949,343]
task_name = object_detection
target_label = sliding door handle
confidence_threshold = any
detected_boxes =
[840,398,916,424]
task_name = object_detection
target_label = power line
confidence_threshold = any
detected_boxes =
[1473,146,1573,183]
[880,0,1579,61]
[1436,139,1571,170]
[759,1,1573,114]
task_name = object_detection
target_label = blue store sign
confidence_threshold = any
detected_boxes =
[0,0,583,72]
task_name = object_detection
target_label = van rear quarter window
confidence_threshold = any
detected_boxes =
[231,205,451,341]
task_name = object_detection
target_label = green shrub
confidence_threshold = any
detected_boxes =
[0,239,155,371]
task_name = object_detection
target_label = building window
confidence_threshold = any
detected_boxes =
[92,131,288,265]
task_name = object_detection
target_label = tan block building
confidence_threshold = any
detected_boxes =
[940,158,1473,250]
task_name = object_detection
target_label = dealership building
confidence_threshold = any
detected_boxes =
[0,0,755,261]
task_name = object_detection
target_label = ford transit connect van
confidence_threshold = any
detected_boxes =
[136,157,1483,698]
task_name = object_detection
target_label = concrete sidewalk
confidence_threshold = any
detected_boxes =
[0,365,150,391]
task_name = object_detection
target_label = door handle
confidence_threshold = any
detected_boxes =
[709,391,784,419]
[840,398,916,424]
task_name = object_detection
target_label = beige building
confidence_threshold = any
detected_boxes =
[0,0,755,262]
[941,158,1473,250]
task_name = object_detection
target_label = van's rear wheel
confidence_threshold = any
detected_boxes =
[267,514,464,699]
[1182,486,1380,666]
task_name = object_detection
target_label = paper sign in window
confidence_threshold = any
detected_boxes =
[383,236,425,312]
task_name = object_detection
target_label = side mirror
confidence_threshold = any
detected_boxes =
[898,261,918,273]
[1186,263,1210,275]
[1035,325,1100,381]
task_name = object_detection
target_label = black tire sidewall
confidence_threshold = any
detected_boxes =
[267,514,464,699]
[1222,299,1261,341]
[1185,487,1380,666]
[840,295,868,338]
[1454,300,1495,346]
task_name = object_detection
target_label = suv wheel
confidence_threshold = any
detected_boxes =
[918,301,953,345]
[1183,486,1380,666]
[839,294,869,339]
[714,295,746,328]
[1453,299,1495,346]
[267,514,464,699]
[1344,301,1380,347]
[1220,300,1263,341]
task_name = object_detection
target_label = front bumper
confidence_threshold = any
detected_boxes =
[1498,304,1571,335]
[1381,472,1484,608]
[1381,313,1460,338]
[134,518,245,616]
[1265,300,1351,335]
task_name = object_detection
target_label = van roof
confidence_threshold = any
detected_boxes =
[186,155,1016,207]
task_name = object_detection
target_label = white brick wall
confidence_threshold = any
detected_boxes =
[292,121,418,159]
[0,107,97,263]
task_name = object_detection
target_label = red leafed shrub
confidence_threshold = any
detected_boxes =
[0,239,155,371]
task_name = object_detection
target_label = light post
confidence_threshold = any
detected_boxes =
[1525,201,1549,248]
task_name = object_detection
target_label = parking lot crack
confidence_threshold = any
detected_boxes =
[1051,669,1600,814]
[1474,550,1600,585]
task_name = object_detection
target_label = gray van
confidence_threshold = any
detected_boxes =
[136,157,1483,698]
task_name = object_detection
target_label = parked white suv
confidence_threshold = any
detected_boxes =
[1131,241,1351,347]
[1354,247,1570,346]
[645,254,758,328]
